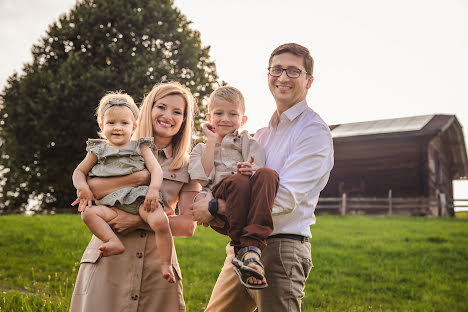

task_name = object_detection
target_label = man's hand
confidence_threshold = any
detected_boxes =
[191,191,215,225]
[108,208,142,234]
[237,156,254,176]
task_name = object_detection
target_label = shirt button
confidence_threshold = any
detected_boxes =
[171,173,176,178]
[136,252,143,258]
[131,295,139,300]
[140,231,147,238]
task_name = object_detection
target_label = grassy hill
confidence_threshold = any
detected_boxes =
[1,214,467,311]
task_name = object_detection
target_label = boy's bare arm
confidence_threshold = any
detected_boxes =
[201,123,218,176]
[140,144,163,212]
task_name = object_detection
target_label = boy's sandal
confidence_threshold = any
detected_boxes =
[231,246,268,289]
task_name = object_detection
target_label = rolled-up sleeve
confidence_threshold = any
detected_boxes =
[272,124,334,215]
[188,143,215,187]
[241,132,266,171]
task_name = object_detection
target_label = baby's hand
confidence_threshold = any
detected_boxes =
[237,156,254,176]
[144,189,160,212]
[202,123,218,142]
[72,188,94,212]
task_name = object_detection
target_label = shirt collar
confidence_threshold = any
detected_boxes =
[155,144,172,159]
[269,100,309,127]
[225,130,240,139]
[212,130,241,145]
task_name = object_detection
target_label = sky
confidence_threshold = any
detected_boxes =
[1,0,467,199]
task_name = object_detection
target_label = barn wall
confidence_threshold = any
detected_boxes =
[322,137,424,197]
[427,134,455,215]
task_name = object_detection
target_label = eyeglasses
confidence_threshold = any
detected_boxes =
[268,66,309,78]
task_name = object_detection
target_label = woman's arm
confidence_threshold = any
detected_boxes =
[88,169,150,199]
[169,190,198,237]
[109,191,199,236]
[107,208,151,233]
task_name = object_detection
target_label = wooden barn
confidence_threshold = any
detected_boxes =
[319,114,468,216]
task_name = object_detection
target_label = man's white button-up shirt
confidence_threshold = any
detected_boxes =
[254,100,334,237]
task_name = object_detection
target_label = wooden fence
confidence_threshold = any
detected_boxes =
[450,199,468,211]
[315,193,466,216]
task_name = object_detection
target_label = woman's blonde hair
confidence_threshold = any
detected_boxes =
[96,91,139,139]
[134,82,196,171]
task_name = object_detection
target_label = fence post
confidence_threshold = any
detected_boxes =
[341,193,347,215]
[388,189,392,215]
[440,193,447,217]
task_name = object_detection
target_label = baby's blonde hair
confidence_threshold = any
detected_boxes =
[96,91,139,139]
[208,86,245,114]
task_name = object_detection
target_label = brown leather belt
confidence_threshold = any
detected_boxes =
[268,234,309,243]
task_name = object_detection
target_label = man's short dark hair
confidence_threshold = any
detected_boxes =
[269,43,314,76]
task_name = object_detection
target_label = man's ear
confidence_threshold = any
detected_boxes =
[207,113,212,123]
[241,115,248,126]
[306,75,314,89]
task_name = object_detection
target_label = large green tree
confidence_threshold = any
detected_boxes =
[0,0,218,213]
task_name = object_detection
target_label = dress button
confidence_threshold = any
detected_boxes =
[131,295,139,300]
[171,173,176,178]
[140,231,147,238]
[136,252,143,258]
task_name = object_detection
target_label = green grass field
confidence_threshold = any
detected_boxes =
[1,214,467,311]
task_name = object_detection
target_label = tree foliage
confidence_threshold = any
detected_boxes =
[0,0,218,213]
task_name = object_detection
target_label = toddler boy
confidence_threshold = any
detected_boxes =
[189,86,279,289]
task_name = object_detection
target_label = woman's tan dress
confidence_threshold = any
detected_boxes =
[69,146,199,312]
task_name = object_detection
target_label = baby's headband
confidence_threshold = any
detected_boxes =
[101,98,138,120]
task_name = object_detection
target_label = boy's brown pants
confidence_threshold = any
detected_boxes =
[211,167,279,254]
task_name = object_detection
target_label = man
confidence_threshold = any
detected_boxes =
[192,43,334,311]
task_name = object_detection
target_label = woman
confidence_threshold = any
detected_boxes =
[69,82,200,312]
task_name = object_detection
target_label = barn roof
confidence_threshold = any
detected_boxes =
[330,114,468,179]
[331,115,434,138]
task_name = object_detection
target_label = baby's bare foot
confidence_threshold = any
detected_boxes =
[99,239,125,257]
[161,264,176,283]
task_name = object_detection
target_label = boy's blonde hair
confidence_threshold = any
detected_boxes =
[134,82,196,171]
[96,91,139,139]
[208,86,245,114]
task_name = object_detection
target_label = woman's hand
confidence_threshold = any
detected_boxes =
[108,208,144,234]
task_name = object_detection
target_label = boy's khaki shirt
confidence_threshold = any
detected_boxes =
[189,130,265,190]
